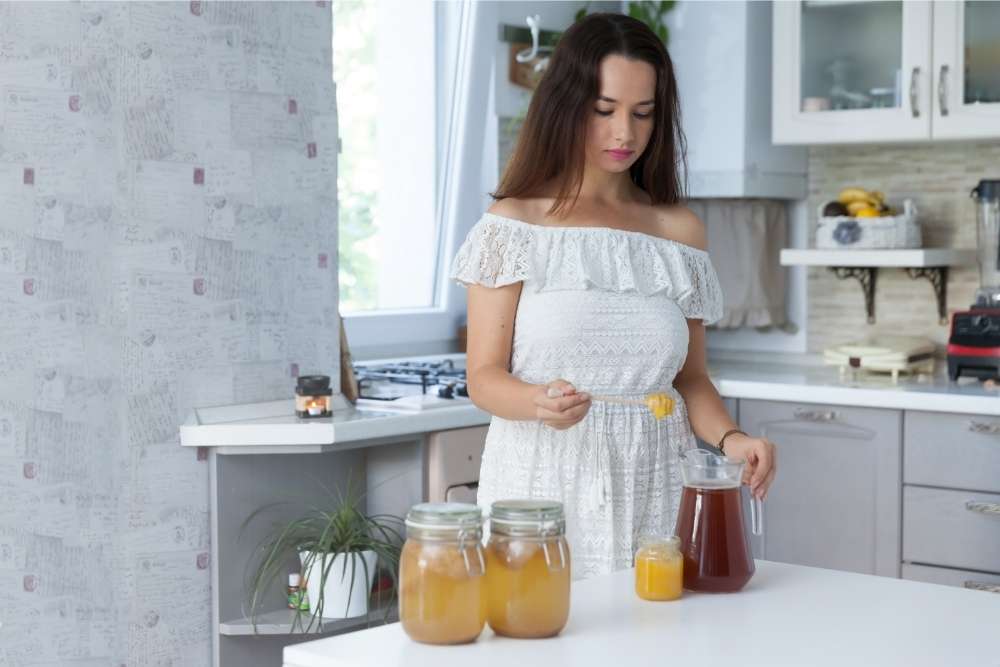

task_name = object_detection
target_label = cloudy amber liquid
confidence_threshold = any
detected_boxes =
[399,539,486,644]
[486,536,571,638]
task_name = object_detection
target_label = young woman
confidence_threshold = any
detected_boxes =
[450,13,776,579]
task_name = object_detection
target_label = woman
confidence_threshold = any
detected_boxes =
[450,13,776,579]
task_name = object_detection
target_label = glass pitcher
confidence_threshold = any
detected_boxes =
[674,448,763,593]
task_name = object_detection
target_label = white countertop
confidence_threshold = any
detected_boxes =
[282,560,1000,667]
[180,352,1000,452]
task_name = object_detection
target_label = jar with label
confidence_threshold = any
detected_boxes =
[486,499,571,638]
[634,535,683,601]
[399,503,487,644]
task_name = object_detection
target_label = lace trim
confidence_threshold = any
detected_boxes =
[450,213,724,323]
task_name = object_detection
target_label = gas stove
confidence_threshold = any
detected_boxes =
[352,355,473,411]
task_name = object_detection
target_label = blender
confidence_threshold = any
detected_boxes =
[947,179,1000,381]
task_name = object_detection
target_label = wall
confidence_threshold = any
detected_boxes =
[805,140,1000,353]
[0,2,338,664]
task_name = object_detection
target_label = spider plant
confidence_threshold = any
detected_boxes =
[240,480,404,634]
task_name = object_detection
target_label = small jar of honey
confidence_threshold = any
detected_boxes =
[399,503,487,644]
[634,534,683,601]
[486,499,571,638]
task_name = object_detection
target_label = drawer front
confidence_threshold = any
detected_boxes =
[903,486,1000,574]
[904,411,1000,493]
[902,563,1000,594]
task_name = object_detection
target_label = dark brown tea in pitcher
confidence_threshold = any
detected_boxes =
[674,484,755,593]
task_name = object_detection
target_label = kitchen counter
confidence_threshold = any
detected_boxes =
[181,352,999,453]
[282,560,1000,667]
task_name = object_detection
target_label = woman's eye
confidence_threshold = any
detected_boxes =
[595,109,651,119]
[594,109,613,116]
[633,112,651,119]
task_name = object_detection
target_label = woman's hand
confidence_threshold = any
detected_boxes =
[533,380,591,430]
[723,434,777,500]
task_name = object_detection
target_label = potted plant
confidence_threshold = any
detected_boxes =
[241,483,404,633]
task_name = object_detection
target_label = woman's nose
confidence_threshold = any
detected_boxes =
[613,112,635,144]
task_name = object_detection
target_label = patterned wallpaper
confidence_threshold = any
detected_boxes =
[805,141,1000,353]
[0,2,338,664]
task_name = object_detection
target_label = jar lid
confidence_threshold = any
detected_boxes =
[972,180,1000,201]
[637,534,681,551]
[489,499,565,535]
[405,502,482,530]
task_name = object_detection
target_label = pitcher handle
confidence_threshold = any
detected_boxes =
[750,496,764,536]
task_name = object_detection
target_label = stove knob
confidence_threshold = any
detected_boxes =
[437,384,455,399]
[455,383,469,397]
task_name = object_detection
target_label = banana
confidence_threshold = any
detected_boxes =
[837,187,871,205]
[846,200,870,216]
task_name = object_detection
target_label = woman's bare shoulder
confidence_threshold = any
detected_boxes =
[486,197,552,225]
[651,203,707,251]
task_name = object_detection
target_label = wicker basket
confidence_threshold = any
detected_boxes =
[816,199,921,249]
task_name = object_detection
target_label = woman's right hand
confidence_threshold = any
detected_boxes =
[532,380,591,430]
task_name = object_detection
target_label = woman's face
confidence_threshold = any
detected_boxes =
[584,54,657,175]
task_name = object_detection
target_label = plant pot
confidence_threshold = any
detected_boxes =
[299,549,377,619]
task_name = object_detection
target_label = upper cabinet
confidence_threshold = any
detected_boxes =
[667,1,807,199]
[773,1,1000,145]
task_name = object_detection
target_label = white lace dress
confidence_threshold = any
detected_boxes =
[450,212,724,580]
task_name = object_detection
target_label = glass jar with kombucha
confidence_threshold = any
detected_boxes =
[399,503,487,644]
[486,499,571,638]
[634,535,683,601]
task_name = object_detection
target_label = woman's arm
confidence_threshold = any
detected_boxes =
[465,283,591,428]
[673,319,776,499]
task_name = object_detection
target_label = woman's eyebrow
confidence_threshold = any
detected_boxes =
[597,95,655,105]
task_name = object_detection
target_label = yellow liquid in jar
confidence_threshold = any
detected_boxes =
[486,537,571,638]
[635,546,683,601]
[399,539,486,644]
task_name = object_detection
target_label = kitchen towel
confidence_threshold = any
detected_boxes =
[687,199,787,330]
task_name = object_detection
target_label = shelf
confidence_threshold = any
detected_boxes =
[781,248,974,325]
[220,603,397,636]
[780,248,976,268]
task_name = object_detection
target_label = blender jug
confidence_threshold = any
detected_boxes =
[674,449,763,593]
[972,179,1000,308]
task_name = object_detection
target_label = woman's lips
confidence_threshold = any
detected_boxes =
[606,149,633,160]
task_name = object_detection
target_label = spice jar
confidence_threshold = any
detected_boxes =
[399,503,487,644]
[486,499,571,638]
[634,535,683,601]
[295,375,332,418]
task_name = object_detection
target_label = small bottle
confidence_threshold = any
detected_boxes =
[287,573,309,611]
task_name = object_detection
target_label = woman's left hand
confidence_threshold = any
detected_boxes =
[722,434,776,500]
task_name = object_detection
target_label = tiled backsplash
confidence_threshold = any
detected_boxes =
[806,141,1000,353]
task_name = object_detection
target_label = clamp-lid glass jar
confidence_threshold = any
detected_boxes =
[486,499,571,638]
[400,502,486,644]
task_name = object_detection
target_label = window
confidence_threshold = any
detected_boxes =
[333,0,438,313]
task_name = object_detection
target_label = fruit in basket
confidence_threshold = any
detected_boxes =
[823,201,849,217]
[846,200,870,216]
[837,187,883,209]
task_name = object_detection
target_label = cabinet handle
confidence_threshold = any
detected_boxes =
[938,65,949,116]
[793,408,838,422]
[964,581,1000,594]
[968,420,1000,436]
[909,67,920,118]
[965,500,1000,516]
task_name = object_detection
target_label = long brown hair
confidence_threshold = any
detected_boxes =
[491,12,687,218]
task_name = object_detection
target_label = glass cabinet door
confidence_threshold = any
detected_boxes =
[799,1,904,113]
[933,0,1000,139]
[773,1,932,144]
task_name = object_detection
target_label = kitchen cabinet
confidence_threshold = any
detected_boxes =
[738,399,901,577]
[667,1,806,198]
[773,1,1000,144]
[901,411,1000,590]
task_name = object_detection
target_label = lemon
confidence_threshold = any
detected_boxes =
[855,207,881,218]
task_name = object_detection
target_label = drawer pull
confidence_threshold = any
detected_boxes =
[965,501,1000,516]
[968,420,1000,436]
[963,581,1000,594]
[793,408,838,422]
